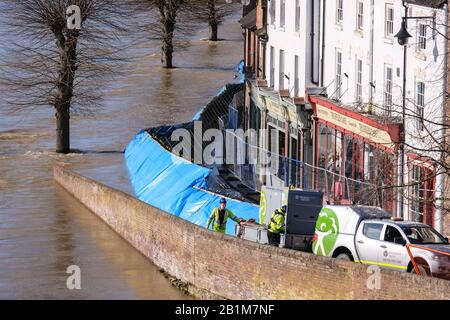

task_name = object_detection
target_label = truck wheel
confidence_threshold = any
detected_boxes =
[336,253,353,261]
[410,263,431,276]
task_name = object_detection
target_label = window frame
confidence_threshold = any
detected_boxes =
[336,0,344,25]
[335,49,342,100]
[385,4,394,37]
[417,23,427,51]
[383,65,393,116]
[280,0,286,29]
[363,222,384,241]
[270,0,277,26]
[410,164,425,221]
[416,81,425,131]
[383,225,405,244]
[355,58,363,103]
[295,0,301,33]
[269,46,275,88]
[356,1,364,31]
[279,49,285,90]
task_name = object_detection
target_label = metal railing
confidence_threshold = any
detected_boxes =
[222,129,393,206]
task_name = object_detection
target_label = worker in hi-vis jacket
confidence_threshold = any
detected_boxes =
[206,198,243,234]
[267,205,287,246]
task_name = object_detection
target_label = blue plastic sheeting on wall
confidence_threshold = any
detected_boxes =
[192,107,205,121]
[192,85,227,121]
[125,130,259,235]
[235,60,245,83]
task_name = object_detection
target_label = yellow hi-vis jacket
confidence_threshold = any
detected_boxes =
[206,208,240,233]
[268,209,286,234]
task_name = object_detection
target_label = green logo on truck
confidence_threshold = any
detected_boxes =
[312,208,339,256]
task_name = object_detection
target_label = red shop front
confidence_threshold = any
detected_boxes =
[308,95,401,214]
[406,154,436,225]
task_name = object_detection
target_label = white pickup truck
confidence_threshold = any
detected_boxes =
[311,205,450,280]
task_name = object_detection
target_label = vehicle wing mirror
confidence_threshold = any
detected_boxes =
[394,237,406,246]
[445,237,449,244]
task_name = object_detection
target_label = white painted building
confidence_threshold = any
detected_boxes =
[260,0,448,230]
[317,0,448,230]
[265,0,321,97]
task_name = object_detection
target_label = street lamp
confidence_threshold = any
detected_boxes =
[394,20,412,46]
[394,2,436,220]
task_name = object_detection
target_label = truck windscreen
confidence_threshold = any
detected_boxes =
[401,226,448,245]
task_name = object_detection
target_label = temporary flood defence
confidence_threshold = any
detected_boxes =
[125,130,259,235]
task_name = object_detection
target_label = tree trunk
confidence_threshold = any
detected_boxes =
[54,30,78,153]
[161,22,175,68]
[162,40,173,68]
[56,109,70,153]
[208,0,218,41]
[209,22,218,41]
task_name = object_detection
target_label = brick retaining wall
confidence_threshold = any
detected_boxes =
[53,166,450,300]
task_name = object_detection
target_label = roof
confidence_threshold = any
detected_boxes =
[240,8,257,30]
[406,0,447,9]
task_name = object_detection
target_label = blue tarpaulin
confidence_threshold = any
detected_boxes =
[125,130,259,235]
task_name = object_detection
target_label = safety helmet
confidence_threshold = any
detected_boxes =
[219,197,227,204]
[281,205,287,212]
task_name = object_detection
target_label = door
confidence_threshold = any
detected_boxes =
[355,222,385,265]
[377,225,408,271]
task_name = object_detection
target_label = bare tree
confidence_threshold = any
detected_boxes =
[145,0,199,68]
[0,0,137,153]
[191,0,235,41]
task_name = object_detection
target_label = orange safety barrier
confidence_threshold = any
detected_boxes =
[406,243,450,277]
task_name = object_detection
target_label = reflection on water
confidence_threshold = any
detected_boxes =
[0,10,243,299]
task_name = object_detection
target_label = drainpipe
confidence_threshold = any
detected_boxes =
[320,0,326,87]
[369,0,374,111]
[435,4,448,234]
[311,0,319,85]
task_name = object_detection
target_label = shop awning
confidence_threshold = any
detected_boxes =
[308,95,402,149]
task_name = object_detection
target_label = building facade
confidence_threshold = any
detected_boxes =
[316,0,447,231]
[239,0,448,232]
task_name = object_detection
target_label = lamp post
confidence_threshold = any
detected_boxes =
[394,2,436,220]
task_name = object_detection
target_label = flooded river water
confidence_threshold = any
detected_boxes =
[0,9,243,299]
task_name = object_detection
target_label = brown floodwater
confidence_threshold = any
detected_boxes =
[0,11,243,299]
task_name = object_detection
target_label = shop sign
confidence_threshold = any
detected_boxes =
[316,104,394,147]
[265,97,284,117]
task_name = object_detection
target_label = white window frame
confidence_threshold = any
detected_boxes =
[280,0,286,29]
[416,81,425,131]
[295,0,301,33]
[410,165,425,220]
[356,1,364,30]
[417,23,427,51]
[279,49,285,90]
[270,46,275,88]
[385,4,394,37]
[336,0,343,25]
[384,65,393,116]
[355,58,363,103]
[270,0,276,26]
[335,49,342,100]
